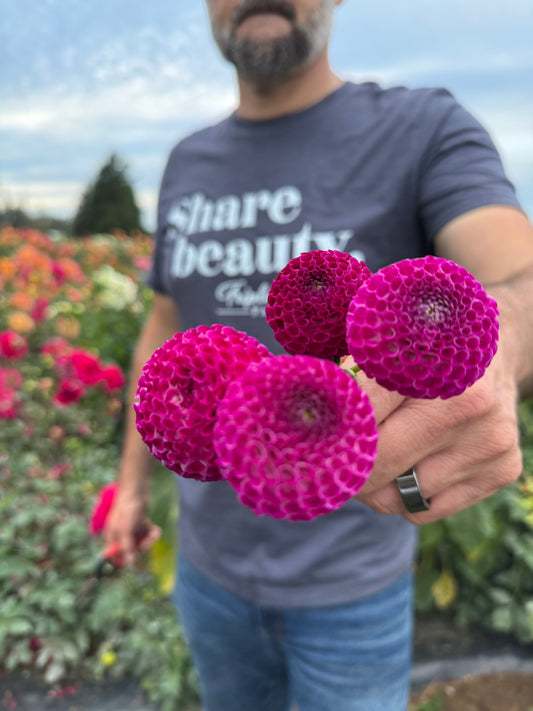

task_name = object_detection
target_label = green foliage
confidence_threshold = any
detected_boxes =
[415,398,533,644]
[73,154,144,236]
[412,697,445,711]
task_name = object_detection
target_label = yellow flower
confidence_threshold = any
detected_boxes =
[8,311,35,333]
[100,650,117,667]
[431,570,458,609]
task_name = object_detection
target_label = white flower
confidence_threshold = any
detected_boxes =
[93,265,138,310]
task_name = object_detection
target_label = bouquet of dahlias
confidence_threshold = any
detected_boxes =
[135,251,498,521]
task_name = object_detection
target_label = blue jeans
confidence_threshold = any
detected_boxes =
[173,555,413,711]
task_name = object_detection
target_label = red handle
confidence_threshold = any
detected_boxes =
[97,524,151,577]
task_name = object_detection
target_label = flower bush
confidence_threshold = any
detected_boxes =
[0,226,198,711]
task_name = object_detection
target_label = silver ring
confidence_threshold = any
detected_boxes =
[396,467,431,513]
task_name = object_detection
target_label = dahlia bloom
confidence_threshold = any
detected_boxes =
[70,349,104,386]
[214,354,378,521]
[0,329,29,360]
[100,364,126,392]
[266,250,372,360]
[54,378,85,406]
[135,324,271,481]
[0,386,19,419]
[346,256,499,399]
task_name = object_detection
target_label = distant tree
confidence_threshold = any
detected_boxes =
[73,154,143,236]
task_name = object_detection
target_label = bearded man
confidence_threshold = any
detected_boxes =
[106,2,533,709]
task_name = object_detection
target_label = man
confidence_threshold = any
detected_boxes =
[105,1,533,709]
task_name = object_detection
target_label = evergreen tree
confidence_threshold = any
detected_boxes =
[73,154,143,236]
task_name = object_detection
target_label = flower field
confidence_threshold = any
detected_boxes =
[0,226,198,711]
[1,224,533,710]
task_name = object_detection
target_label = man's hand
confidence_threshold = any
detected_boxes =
[353,345,522,524]
[103,487,161,567]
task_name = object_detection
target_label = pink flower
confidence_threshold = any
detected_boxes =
[266,250,372,360]
[0,330,29,360]
[0,387,19,419]
[47,463,72,480]
[90,483,119,535]
[135,324,271,481]
[100,364,126,392]
[214,354,378,521]
[346,256,499,399]
[0,367,23,390]
[30,297,50,323]
[54,378,85,405]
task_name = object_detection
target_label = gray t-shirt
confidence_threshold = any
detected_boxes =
[148,82,520,607]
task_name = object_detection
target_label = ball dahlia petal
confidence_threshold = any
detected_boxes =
[213,354,378,521]
[135,324,271,481]
[266,250,372,360]
[346,256,499,399]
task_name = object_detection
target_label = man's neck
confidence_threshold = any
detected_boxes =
[235,53,343,121]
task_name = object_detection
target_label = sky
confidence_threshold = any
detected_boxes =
[1,0,532,232]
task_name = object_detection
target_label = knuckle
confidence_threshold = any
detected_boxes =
[457,385,494,422]
[361,489,399,516]
[499,451,523,487]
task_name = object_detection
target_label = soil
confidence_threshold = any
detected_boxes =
[409,672,533,710]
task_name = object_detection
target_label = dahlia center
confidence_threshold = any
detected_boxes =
[287,388,335,431]
[305,271,333,294]
[416,294,450,326]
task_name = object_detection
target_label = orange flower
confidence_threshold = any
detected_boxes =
[10,292,34,311]
[7,311,35,333]
[55,316,81,339]
[0,257,16,279]
[55,257,85,284]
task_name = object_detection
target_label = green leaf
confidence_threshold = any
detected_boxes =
[491,606,512,631]
[447,498,500,557]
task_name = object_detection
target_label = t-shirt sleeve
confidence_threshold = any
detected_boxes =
[417,89,521,243]
[145,231,168,295]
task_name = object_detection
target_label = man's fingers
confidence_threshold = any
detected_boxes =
[138,524,162,552]
[340,362,405,424]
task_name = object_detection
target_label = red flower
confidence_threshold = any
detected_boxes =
[90,483,119,535]
[54,379,85,405]
[41,337,72,358]
[70,350,104,385]
[100,364,126,392]
[0,330,29,360]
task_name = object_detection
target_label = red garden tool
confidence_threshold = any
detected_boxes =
[75,523,150,607]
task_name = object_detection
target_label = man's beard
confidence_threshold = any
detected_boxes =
[209,0,336,80]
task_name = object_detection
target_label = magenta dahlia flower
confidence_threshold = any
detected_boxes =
[135,324,271,481]
[214,354,378,521]
[266,250,372,360]
[346,256,499,399]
